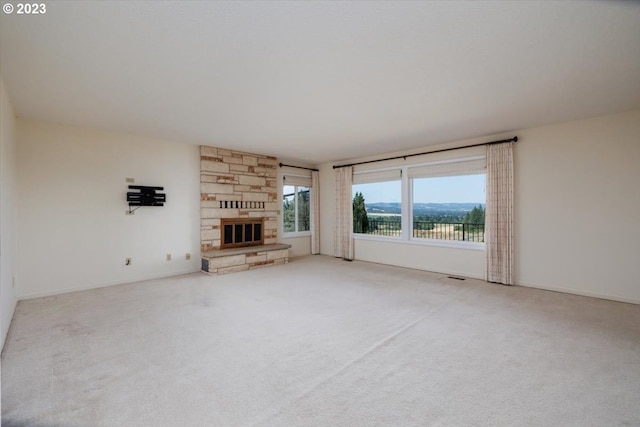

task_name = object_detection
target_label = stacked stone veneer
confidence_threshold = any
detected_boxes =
[202,245,290,275]
[200,145,279,252]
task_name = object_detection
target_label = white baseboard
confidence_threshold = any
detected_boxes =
[17,269,202,301]
[516,280,639,305]
[1,295,18,353]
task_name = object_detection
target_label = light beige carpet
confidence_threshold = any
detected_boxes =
[2,255,639,426]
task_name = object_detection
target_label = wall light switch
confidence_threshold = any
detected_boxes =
[126,177,135,183]
[185,253,191,260]
[166,254,172,261]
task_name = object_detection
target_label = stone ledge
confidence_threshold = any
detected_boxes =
[201,243,290,275]
[202,243,291,258]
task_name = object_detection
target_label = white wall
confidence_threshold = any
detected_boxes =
[282,236,312,258]
[354,240,485,279]
[515,110,640,303]
[318,163,336,258]
[320,109,640,303]
[1,76,18,350]
[17,120,201,299]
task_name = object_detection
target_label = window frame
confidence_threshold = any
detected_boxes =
[351,157,486,251]
[282,183,311,238]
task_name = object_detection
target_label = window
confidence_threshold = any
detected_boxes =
[411,174,486,242]
[351,155,486,247]
[283,181,310,234]
[408,157,486,243]
[352,169,402,237]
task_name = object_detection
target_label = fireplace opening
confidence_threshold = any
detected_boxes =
[221,218,264,249]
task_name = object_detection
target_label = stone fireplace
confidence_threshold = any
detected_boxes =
[199,145,290,275]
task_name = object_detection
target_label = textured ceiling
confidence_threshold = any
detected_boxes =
[1,1,639,163]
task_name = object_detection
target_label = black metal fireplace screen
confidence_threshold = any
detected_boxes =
[221,218,264,249]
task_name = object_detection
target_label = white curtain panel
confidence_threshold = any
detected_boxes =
[486,142,514,285]
[311,170,320,255]
[334,166,354,260]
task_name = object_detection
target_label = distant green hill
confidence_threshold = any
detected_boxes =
[366,202,485,220]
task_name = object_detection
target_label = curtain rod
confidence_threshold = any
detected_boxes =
[279,163,319,172]
[332,136,518,169]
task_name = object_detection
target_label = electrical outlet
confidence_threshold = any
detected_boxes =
[185,252,191,260]
[125,258,131,266]
[166,254,172,261]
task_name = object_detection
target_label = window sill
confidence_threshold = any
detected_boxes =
[282,231,311,239]
[353,233,485,251]
[353,233,403,242]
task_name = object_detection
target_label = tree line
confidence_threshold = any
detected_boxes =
[283,188,310,232]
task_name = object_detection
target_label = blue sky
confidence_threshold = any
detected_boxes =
[353,174,486,204]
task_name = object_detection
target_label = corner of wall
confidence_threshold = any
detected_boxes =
[318,163,336,256]
[0,74,19,351]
